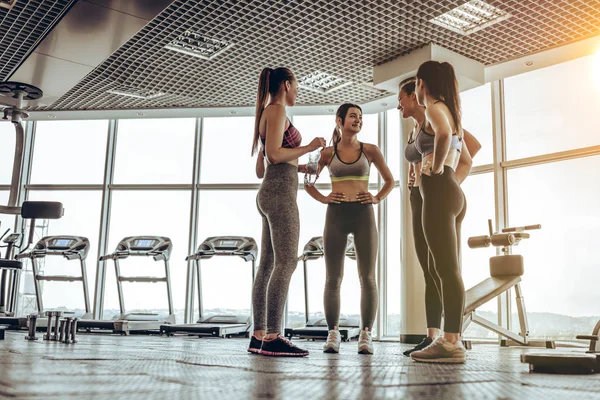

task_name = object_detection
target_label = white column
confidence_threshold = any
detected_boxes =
[399,117,427,343]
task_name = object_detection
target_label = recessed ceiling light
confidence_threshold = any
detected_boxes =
[430,0,510,35]
[0,0,16,10]
[165,31,233,60]
[298,72,352,94]
[136,112,145,116]
[230,111,237,115]
[525,61,534,67]
[107,85,165,100]
[47,114,56,119]
[327,109,335,113]
[381,103,388,107]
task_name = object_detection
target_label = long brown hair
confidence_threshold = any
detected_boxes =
[251,67,295,155]
[331,103,362,146]
[416,61,462,135]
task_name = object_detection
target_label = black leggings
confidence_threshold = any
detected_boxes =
[323,202,378,330]
[419,168,466,334]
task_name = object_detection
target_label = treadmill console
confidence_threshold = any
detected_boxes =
[3,233,21,244]
[300,235,356,261]
[30,236,90,260]
[110,236,172,261]
[188,236,257,262]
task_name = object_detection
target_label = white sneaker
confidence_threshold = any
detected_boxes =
[323,329,341,353]
[358,329,373,354]
[410,337,466,363]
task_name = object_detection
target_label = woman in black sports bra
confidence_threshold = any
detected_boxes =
[304,103,394,355]
[398,77,481,358]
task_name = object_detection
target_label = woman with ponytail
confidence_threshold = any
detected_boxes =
[304,103,394,355]
[405,60,471,363]
[397,77,481,358]
[248,67,326,357]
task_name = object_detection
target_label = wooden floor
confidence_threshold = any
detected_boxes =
[1,331,599,399]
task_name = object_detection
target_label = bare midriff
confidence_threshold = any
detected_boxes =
[332,180,369,202]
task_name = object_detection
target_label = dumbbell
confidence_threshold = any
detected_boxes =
[25,314,39,341]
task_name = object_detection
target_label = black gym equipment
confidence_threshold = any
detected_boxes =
[160,236,257,338]
[82,236,175,335]
[284,236,360,342]
[0,82,64,329]
[16,236,92,319]
[463,220,554,349]
[521,320,600,374]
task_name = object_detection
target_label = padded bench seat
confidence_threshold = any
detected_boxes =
[465,276,521,314]
[0,259,23,270]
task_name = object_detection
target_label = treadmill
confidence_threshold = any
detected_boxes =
[284,236,360,342]
[85,236,176,335]
[160,236,257,338]
[3,236,91,330]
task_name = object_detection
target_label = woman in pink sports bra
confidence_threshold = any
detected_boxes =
[249,67,326,357]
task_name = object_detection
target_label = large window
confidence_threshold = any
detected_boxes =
[201,117,260,184]
[460,173,498,338]
[461,83,493,167]
[195,190,262,316]
[504,54,600,160]
[30,120,108,184]
[113,118,195,184]
[507,157,600,338]
[103,191,190,321]
[386,109,401,182]
[0,121,17,184]
[25,191,102,315]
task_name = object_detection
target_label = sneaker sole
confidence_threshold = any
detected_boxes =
[260,350,309,357]
[358,348,373,355]
[410,356,465,364]
[247,348,261,354]
[323,347,339,354]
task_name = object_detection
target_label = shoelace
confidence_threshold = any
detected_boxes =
[278,335,298,348]
[326,332,339,343]
[359,332,371,344]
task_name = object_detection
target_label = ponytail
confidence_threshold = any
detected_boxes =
[330,125,341,146]
[416,61,462,137]
[251,67,296,155]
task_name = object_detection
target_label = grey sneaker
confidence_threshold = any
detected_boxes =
[323,329,341,353]
[410,337,466,363]
[358,329,373,354]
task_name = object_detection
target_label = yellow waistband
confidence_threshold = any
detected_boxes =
[330,175,370,182]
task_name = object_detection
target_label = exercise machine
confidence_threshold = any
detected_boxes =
[463,220,554,349]
[284,236,360,342]
[160,236,257,338]
[520,319,600,374]
[0,81,64,329]
[0,230,24,318]
[16,236,91,319]
[87,236,175,335]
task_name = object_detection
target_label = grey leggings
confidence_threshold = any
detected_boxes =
[252,163,300,333]
[419,168,466,334]
[324,202,378,330]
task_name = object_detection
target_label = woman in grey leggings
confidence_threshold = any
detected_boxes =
[249,67,326,357]
[304,103,394,354]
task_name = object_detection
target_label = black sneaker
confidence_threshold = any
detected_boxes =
[247,335,263,354]
[260,335,309,357]
[403,337,433,357]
